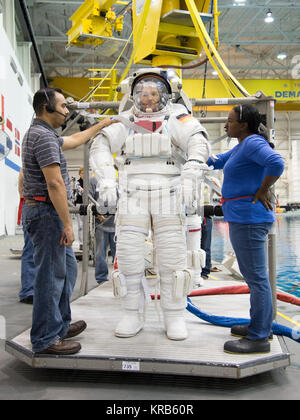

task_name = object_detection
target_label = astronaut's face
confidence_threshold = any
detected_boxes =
[133,77,169,114]
[140,86,160,113]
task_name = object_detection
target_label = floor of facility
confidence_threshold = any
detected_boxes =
[1,233,300,400]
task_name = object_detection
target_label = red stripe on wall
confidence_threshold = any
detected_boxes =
[6,118,13,132]
[15,128,20,140]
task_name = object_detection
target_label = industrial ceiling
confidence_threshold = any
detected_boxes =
[15,0,300,84]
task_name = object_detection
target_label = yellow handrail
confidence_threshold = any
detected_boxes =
[213,0,220,48]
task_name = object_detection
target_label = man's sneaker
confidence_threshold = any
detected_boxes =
[224,337,270,355]
[35,339,81,355]
[231,324,273,340]
[64,321,87,339]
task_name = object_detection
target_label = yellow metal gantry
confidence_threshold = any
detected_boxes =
[67,0,249,100]
[67,0,127,48]
[132,0,249,97]
[132,0,211,69]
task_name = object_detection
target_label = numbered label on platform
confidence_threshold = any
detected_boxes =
[122,361,140,371]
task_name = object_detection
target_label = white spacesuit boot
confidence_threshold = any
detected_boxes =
[160,278,188,340]
[114,280,144,338]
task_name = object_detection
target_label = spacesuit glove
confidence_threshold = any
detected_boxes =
[181,161,209,212]
[97,181,118,214]
[182,160,210,175]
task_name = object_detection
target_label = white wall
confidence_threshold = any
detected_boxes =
[0,12,35,236]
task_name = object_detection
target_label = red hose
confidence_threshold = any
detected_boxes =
[150,285,300,307]
[189,285,250,297]
[276,291,300,306]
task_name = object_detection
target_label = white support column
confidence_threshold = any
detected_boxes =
[31,73,41,93]
[17,41,32,83]
[2,0,16,50]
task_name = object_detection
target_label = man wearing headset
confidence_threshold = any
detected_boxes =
[21,87,116,355]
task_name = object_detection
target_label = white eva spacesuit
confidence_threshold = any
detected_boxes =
[90,69,211,340]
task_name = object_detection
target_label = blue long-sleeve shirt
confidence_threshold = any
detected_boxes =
[207,134,284,223]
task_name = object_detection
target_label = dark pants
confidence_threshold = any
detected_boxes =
[95,227,116,284]
[229,222,273,340]
[201,216,212,277]
[23,202,77,352]
[19,223,35,300]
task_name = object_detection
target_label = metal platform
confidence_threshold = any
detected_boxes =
[161,10,213,27]
[5,279,290,380]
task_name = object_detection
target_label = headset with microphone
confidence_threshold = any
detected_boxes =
[44,89,67,118]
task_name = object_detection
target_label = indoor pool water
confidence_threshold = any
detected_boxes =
[211,213,300,298]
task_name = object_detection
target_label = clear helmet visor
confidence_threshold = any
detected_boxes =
[132,77,169,113]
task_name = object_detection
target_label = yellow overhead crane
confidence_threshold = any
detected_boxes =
[67,0,250,100]
[67,0,127,48]
[131,0,249,97]
[132,0,212,69]
[67,0,129,102]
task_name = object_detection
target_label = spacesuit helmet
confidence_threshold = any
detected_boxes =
[117,68,184,114]
[131,70,173,114]
[132,75,170,113]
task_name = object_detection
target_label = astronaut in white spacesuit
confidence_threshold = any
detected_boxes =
[90,69,210,341]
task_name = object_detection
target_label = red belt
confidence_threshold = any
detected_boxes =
[17,197,25,226]
[17,196,49,225]
[220,195,254,205]
[25,196,48,202]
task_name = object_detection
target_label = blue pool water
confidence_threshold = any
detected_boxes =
[211,214,300,298]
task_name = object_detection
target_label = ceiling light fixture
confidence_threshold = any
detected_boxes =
[264,9,274,23]
[277,52,287,60]
[233,0,246,6]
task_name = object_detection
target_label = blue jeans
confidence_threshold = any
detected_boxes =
[229,222,273,341]
[201,216,212,277]
[19,224,35,300]
[95,227,116,284]
[23,202,78,352]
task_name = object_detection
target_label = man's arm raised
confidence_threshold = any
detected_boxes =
[62,117,117,151]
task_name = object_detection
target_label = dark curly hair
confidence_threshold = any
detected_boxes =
[33,87,63,116]
[233,104,274,148]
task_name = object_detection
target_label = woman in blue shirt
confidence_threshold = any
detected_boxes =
[208,104,284,354]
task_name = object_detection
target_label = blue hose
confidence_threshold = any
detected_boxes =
[187,298,300,343]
